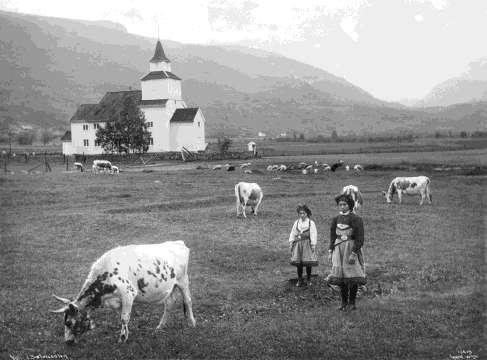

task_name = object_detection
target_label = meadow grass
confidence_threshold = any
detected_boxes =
[0,150,485,360]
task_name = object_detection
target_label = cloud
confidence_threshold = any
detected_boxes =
[414,13,424,22]
[124,8,143,22]
[340,15,359,41]
[406,0,448,10]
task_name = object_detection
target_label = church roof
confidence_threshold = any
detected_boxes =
[170,108,199,123]
[140,99,168,106]
[150,40,170,63]
[70,90,142,123]
[60,130,71,141]
[141,71,181,81]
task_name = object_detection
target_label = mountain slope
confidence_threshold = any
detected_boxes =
[0,10,486,137]
[417,59,487,107]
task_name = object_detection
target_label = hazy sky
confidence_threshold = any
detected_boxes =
[1,0,486,101]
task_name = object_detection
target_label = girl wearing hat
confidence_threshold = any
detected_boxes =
[289,204,318,287]
[327,194,366,310]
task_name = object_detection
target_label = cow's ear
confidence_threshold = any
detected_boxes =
[68,303,79,313]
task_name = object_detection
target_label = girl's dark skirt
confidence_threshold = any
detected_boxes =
[290,239,318,266]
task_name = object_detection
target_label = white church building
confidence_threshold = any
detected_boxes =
[62,40,206,155]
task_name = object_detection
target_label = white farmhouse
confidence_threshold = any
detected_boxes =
[62,40,206,155]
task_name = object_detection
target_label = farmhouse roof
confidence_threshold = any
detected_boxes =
[150,40,170,63]
[61,130,71,141]
[70,90,142,123]
[141,71,181,81]
[170,108,199,123]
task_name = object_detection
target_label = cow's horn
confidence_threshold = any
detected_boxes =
[49,306,68,313]
[53,294,71,304]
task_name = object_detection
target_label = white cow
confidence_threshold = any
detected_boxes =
[383,176,432,205]
[341,185,364,213]
[73,162,84,172]
[51,241,196,344]
[111,165,120,174]
[235,182,263,218]
[92,159,112,173]
[353,164,364,172]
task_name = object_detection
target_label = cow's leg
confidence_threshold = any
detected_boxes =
[236,197,241,217]
[242,200,247,218]
[397,191,402,204]
[419,191,425,205]
[177,275,196,327]
[253,194,263,216]
[119,293,135,343]
[156,297,171,329]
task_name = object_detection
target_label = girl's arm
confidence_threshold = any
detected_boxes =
[352,216,364,253]
[289,220,298,243]
[309,220,317,246]
[329,217,337,251]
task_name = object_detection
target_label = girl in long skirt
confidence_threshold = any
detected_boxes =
[289,204,318,287]
[327,194,366,310]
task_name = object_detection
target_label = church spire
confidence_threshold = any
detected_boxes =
[150,40,170,63]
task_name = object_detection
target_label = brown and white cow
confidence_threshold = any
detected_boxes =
[51,241,196,344]
[235,182,263,218]
[341,185,363,212]
[383,176,432,205]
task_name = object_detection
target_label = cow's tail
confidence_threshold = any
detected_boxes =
[235,183,244,204]
[426,178,432,203]
[387,181,396,199]
[356,190,364,207]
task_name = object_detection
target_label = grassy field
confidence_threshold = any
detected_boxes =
[0,150,485,360]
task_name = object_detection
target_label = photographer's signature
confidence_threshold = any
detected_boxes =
[9,354,70,360]
[449,349,479,360]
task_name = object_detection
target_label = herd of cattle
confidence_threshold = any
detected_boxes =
[52,159,433,344]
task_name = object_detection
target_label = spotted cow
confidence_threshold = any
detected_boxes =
[51,241,196,344]
[235,182,263,218]
[383,176,432,205]
[341,184,363,212]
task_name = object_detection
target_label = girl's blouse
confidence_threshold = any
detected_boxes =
[329,213,364,253]
[289,218,317,246]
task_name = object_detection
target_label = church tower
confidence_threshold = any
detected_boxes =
[140,40,184,103]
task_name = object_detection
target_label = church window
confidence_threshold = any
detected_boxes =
[149,137,154,145]
[83,139,89,146]
[198,122,201,127]
[146,122,153,127]
[83,124,89,131]
[95,140,101,147]
[94,123,101,130]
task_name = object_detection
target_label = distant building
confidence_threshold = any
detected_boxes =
[61,130,73,155]
[63,40,206,155]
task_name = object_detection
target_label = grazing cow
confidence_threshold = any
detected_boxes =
[345,165,350,171]
[240,163,251,169]
[111,165,120,174]
[226,165,235,171]
[278,164,287,171]
[212,165,222,170]
[235,182,263,218]
[331,160,344,172]
[341,185,364,212]
[51,241,196,344]
[92,160,112,173]
[244,169,253,174]
[383,176,432,205]
[73,162,84,172]
[323,165,331,171]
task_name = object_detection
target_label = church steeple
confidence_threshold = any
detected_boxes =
[150,40,170,63]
